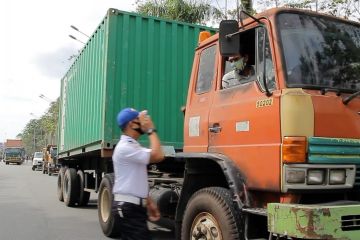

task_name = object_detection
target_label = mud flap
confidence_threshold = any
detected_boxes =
[267,203,360,239]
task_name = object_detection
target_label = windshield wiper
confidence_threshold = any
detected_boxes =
[321,88,342,96]
[343,90,360,105]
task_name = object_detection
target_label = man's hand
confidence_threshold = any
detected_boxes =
[139,110,164,163]
[138,110,155,132]
[147,197,160,222]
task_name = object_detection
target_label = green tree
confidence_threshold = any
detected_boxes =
[40,99,59,145]
[18,98,60,155]
[227,0,255,20]
[319,0,360,20]
[241,0,253,13]
[256,0,360,21]
[21,119,46,155]
[136,0,224,25]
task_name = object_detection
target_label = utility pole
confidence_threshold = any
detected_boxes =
[225,0,227,19]
[236,0,240,22]
[30,113,38,154]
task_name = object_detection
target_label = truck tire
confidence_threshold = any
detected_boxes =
[98,173,121,237]
[77,170,90,206]
[181,187,243,240]
[63,168,79,207]
[57,167,65,202]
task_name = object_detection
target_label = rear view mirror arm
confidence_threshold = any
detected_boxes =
[226,16,265,40]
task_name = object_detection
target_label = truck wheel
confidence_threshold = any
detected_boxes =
[57,167,65,202]
[98,174,121,237]
[32,166,35,171]
[181,187,243,240]
[6,162,9,165]
[63,168,79,207]
[77,170,90,206]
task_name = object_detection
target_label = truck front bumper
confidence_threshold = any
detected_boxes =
[6,159,23,163]
[268,203,360,239]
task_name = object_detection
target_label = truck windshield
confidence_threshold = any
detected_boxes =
[5,148,23,155]
[278,13,360,92]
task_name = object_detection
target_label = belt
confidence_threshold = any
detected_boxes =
[114,194,147,207]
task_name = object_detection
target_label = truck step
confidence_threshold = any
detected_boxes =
[242,207,267,216]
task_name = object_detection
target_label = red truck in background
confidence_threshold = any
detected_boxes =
[3,139,25,165]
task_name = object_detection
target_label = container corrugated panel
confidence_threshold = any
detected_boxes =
[58,8,216,157]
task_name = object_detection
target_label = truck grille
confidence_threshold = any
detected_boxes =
[308,137,360,187]
[341,215,360,231]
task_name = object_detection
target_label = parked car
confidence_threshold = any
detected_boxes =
[32,152,43,171]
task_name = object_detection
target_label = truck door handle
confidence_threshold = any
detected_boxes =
[209,124,222,133]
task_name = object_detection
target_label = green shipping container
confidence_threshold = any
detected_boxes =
[58,8,216,159]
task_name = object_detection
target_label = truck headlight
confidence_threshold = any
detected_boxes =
[329,169,346,185]
[286,169,306,184]
[307,169,325,185]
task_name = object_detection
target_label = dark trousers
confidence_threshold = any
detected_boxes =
[115,201,151,240]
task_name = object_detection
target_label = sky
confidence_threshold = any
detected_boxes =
[0,0,239,142]
[0,0,264,142]
[0,0,137,141]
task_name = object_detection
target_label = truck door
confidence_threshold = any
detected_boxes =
[184,44,217,152]
[208,27,281,191]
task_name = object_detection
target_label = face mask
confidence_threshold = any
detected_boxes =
[132,122,145,135]
[231,57,245,71]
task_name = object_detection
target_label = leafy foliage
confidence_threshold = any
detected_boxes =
[241,0,254,13]
[136,0,224,24]
[256,0,360,21]
[19,98,59,155]
[136,0,258,25]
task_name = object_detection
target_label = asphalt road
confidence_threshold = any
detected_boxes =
[0,161,174,240]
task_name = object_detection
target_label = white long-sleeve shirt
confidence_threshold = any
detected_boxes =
[112,135,151,198]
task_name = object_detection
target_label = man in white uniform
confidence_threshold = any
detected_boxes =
[113,108,165,240]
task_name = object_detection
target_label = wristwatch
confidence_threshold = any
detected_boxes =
[147,128,157,135]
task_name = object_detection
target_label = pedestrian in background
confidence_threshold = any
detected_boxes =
[113,107,165,240]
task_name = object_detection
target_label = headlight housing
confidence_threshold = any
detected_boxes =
[283,164,356,192]
[307,169,325,185]
[286,169,306,184]
[329,169,346,185]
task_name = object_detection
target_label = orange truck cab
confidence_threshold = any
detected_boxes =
[176,7,360,240]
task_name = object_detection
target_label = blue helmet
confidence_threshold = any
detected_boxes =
[116,108,139,129]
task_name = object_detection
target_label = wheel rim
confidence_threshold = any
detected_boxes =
[100,187,110,222]
[190,212,223,240]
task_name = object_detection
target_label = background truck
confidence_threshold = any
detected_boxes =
[42,145,59,175]
[56,8,360,240]
[3,139,25,165]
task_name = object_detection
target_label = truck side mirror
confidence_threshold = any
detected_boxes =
[219,20,240,57]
